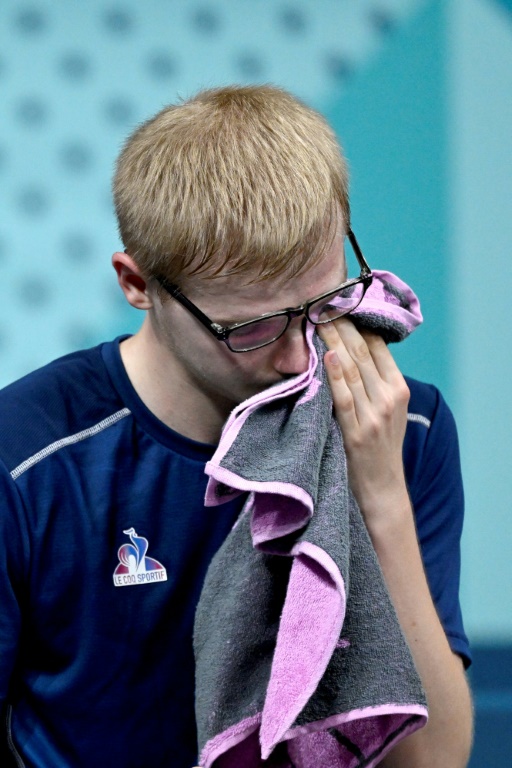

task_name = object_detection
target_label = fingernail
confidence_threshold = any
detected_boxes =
[330,351,340,366]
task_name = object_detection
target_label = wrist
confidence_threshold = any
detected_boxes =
[355,485,415,544]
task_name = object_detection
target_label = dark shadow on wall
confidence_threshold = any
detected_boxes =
[492,0,512,18]
[468,644,512,767]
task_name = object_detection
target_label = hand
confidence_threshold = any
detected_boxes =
[317,318,411,531]
[319,320,474,767]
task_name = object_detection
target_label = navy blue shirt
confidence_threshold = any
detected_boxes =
[0,338,470,767]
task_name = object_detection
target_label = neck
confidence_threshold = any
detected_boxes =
[119,319,233,445]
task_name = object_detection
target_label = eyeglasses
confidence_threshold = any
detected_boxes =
[155,229,372,353]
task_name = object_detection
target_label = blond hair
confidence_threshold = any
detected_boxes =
[113,84,350,284]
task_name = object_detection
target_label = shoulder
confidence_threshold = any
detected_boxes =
[405,375,451,423]
[402,377,464,568]
[403,376,459,471]
[0,341,126,475]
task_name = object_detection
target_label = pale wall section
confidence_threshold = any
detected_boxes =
[449,0,512,641]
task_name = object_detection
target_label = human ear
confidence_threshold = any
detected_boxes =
[112,252,153,310]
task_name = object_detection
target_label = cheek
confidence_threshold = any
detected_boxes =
[207,349,266,384]
[224,345,274,372]
[197,346,276,394]
[155,305,276,385]
[157,306,211,356]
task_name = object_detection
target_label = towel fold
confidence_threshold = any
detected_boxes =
[194,271,428,768]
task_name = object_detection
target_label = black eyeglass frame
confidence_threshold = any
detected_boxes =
[155,229,372,353]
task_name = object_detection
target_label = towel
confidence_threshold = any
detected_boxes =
[194,270,428,768]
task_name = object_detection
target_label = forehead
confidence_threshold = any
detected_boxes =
[179,225,347,314]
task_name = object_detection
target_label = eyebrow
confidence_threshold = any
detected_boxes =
[210,275,349,328]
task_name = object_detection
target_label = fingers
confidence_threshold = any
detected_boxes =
[318,319,383,403]
[317,318,409,421]
[322,348,360,432]
[318,319,410,515]
[326,319,401,380]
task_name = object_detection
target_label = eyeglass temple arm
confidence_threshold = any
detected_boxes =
[155,276,228,339]
[347,229,372,278]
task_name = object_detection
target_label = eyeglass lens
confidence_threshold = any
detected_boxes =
[227,282,366,352]
[308,282,365,324]
[227,314,290,352]
[224,234,369,351]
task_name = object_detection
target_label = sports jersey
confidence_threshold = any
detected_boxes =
[0,337,470,768]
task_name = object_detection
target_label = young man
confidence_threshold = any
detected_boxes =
[0,86,472,767]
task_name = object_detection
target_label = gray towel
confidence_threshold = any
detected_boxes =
[194,271,428,768]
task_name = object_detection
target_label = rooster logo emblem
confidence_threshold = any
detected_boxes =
[113,528,167,587]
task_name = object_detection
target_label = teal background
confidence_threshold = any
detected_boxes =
[1,1,511,762]
[325,0,450,399]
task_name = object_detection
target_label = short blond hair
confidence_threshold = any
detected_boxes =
[113,84,350,283]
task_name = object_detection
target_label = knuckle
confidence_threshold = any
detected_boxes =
[378,386,408,422]
[365,333,386,350]
[344,363,361,384]
[381,380,410,414]
[378,393,395,419]
[352,342,371,363]
[398,380,411,405]
[347,435,364,453]
[388,379,410,410]
[365,415,380,438]
[334,390,354,413]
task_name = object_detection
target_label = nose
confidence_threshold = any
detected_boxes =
[272,317,310,376]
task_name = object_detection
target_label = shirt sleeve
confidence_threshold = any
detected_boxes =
[403,378,471,668]
[0,460,29,703]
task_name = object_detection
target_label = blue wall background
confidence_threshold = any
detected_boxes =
[1,1,511,762]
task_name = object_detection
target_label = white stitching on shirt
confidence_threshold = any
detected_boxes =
[407,412,431,429]
[10,408,428,479]
[6,706,26,768]
[10,408,131,481]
